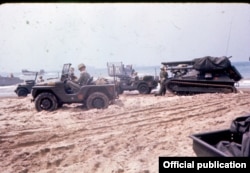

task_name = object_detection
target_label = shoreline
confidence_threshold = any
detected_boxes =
[237,87,250,93]
[0,87,250,99]
[0,80,250,99]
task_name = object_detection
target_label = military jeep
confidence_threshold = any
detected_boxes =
[14,72,38,97]
[107,62,159,94]
[31,63,118,111]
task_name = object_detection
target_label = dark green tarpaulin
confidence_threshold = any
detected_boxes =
[193,56,231,71]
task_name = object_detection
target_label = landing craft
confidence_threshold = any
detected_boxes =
[0,75,23,86]
[22,69,45,76]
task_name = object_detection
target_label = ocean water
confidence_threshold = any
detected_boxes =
[1,61,249,79]
[228,61,250,88]
[231,62,250,80]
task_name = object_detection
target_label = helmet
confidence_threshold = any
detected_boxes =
[78,63,85,70]
[160,66,166,70]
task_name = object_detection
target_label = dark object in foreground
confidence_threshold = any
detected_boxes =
[162,56,243,95]
[190,129,242,157]
[190,115,250,157]
[31,63,118,112]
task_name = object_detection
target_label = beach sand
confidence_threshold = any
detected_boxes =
[0,89,250,173]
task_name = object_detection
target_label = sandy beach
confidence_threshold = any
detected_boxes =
[0,88,250,173]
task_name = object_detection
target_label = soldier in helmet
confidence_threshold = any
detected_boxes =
[155,66,168,96]
[76,63,91,86]
[66,63,91,93]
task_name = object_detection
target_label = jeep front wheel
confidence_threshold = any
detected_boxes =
[86,92,109,109]
[16,88,28,97]
[138,84,150,94]
[35,92,58,112]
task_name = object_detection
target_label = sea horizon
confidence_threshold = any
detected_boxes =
[1,61,250,80]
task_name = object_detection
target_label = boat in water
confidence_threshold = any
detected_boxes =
[0,76,24,86]
[22,69,45,76]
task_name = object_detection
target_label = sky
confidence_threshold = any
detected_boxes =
[0,3,250,73]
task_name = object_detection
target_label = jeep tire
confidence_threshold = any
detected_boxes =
[35,92,58,111]
[86,92,109,109]
[16,88,29,97]
[138,84,150,94]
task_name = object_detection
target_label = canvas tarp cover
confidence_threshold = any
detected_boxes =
[216,115,250,157]
[193,56,231,71]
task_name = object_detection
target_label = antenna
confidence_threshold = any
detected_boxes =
[225,17,233,56]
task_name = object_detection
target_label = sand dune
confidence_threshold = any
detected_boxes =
[0,90,250,173]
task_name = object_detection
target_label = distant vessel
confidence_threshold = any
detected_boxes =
[22,69,45,76]
[0,76,23,86]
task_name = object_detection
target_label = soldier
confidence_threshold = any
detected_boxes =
[76,63,91,86]
[130,71,139,86]
[37,76,44,83]
[132,72,139,81]
[155,66,168,96]
[69,67,77,81]
[66,63,91,93]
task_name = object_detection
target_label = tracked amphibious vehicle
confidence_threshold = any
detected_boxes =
[161,56,242,95]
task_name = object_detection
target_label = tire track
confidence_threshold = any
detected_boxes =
[0,92,250,173]
[1,93,249,150]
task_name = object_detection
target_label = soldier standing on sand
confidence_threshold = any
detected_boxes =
[155,66,168,96]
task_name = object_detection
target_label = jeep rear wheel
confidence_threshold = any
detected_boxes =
[35,92,58,112]
[86,92,109,109]
[17,88,28,97]
[138,84,150,94]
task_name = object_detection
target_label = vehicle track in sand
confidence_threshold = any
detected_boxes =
[0,92,250,173]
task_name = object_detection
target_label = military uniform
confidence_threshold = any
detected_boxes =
[69,73,77,81]
[37,76,44,83]
[69,67,77,81]
[77,71,91,86]
[66,63,91,93]
[156,67,168,96]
